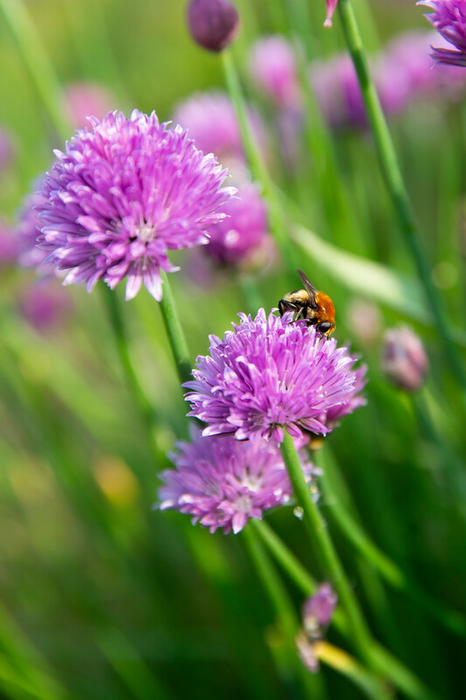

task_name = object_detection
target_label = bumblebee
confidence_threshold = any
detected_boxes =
[278,269,335,337]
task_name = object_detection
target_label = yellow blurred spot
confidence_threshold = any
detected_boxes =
[93,456,140,507]
[313,640,354,672]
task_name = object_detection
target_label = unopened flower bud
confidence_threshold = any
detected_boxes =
[382,325,429,392]
[324,0,338,28]
[303,583,338,637]
[187,0,239,52]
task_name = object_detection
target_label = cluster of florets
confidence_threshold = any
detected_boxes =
[419,0,466,67]
[159,309,366,533]
[36,110,235,301]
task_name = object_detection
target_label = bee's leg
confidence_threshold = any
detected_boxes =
[278,300,297,316]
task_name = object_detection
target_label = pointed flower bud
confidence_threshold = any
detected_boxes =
[187,0,240,52]
[382,325,429,392]
[324,0,338,28]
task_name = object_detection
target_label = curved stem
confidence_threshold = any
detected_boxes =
[279,431,440,700]
[336,0,466,392]
[221,49,299,274]
[159,272,193,387]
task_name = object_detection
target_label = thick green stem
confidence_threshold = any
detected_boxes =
[336,0,466,391]
[279,432,439,700]
[158,272,193,387]
[243,526,326,698]
[0,0,69,141]
[221,49,299,274]
[280,432,372,655]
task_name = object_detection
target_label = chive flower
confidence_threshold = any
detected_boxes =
[37,110,235,301]
[158,429,319,534]
[185,309,362,444]
[419,0,466,67]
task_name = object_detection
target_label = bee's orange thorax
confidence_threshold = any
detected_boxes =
[315,292,335,324]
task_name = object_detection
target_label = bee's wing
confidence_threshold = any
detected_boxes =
[297,269,317,300]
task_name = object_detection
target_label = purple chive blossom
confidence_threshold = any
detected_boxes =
[382,325,429,392]
[249,36,301,109]
[203,184,271,267]
[157,428,319,534]
[419,0,466,67]
[311,55,367,130]
[37,110,236,301]
[184,309,361,444]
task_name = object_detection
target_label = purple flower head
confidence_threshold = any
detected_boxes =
[249,36,301,109]
[173,92,265,181]
[158,428,318,534]
[37,110,236,301]
[184,309,362,444]
[419,0,466,67]
[18,280,71,332]
[63,81,115,129]
[187,0,240,52]
[203,183,271,267]
[302,583,338,633]
[382,325,429,392]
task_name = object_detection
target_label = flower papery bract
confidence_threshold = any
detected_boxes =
[158,429,318,534]
[185,309,360,444]
[37,110,236,301]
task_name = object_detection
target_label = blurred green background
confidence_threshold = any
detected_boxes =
[0,0,465,698]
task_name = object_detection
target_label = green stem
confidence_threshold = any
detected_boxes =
[221,49,299,274]
[319,451,466,638]
[336,0,466,392]
[100,284,162,467]
[279,432,439,700]
[0,0,69,141]
[280,433,372,655]
[158,272,193,387]
[242,525,326,699]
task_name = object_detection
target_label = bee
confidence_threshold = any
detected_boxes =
[278,269,335,337]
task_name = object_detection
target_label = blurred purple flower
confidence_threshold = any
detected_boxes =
[185,309,361,444]
[0,220,19,265]
[419,0,466,67]
[325,363,367,429]
[296,632,319,673]
[15,189,52,273]
[311,55,367,130]
[173,91,265,180]
[63,82,115,129]
[203,183,271,267]
[158,428,318,534]
[18,280,71,332]
[37,110,235,301]
[303,583,338,632]
[249,36,301,109]
[187,0,239,52]
[382,325,429,392]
